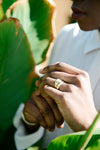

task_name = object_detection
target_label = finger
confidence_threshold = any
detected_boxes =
[36,81,64,128]
[43,85,68,117]
[36,83,64,127]
[37,71,79,87]
[31,93,55,131]
[43,85,65,105]
[42,95,64,128]
[39,62,82,75]
[38,77,73,92]
[23,99,47,128]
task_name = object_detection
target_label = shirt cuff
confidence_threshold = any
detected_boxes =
[13,103,45,150]
[14,124,44,150]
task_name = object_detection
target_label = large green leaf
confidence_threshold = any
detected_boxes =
[47,130,100,150]
[0,18,36,132]
[47,113,100,150]
[6,0,55,64]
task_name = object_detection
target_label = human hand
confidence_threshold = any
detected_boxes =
[36,62,99,131]
[23,91,64,132]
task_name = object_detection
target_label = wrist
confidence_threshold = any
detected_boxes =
[21,112,40,133]
[22,120,40,134]
[86,110,100,130]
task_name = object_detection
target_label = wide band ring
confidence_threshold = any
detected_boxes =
[55,78,63,90]
[21,112,36,126]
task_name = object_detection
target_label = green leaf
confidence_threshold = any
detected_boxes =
[47,131,84,150]
[47,113,100,150]
[47,129,100,150]
[0,4,4,20]
[6,0,54,64]
[27,146,39,150]
[78,111,100,150]
[0,18,36,132]
[85,139,100,150]
[2,0,16,13]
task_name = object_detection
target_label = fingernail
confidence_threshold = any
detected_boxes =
[57,123,64,128]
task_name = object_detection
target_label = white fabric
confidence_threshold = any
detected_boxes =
[14,23,100,149]
[13,104,44,150]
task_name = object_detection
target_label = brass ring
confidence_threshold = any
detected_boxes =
[55,78,63,89]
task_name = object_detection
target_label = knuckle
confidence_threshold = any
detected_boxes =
[43,106,51,115]
[73,75,79,83]
[76,73,88,87]
[45,65,51,72]
[37,114,43,122]
[59,93,66,101]
[76,75,83,86]
[59,93,68,105]
[45,77,50,82]
[76,74,83,81]
[49,72,55,77]
[66,84,73,92]
[70,84,76,92]
[82,71,89,78]
[56,62,64,68]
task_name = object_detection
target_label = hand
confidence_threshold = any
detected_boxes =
[23,91,64,132]
[37,62,99,131]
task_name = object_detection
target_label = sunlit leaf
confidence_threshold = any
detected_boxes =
[78,111,100,150]
[47,113,100,150]
[6,0,55,64]
[0,4,4,20]
[47,129,100,150]
[0,18,36,132]
[27,146,39,150]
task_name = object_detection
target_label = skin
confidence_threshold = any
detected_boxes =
[71,0,100,31]
[23,92,64,131]
[37,62,100,131]
[23,0,100,131]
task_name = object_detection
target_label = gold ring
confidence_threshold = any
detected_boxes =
[55,78,63,89]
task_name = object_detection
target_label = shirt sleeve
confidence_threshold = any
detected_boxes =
[48,24,72,65]
[13,103,45,150]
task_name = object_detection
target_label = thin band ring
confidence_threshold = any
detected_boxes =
[21,112,36,126]
[55,78,63,90]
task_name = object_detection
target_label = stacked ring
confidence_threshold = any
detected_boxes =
[55,78,63,89]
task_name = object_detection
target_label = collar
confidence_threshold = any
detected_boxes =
[84,29,100,54]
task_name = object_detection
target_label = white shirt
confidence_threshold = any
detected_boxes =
[14,23,100,150]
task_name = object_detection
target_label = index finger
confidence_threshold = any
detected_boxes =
[39,62,82,75]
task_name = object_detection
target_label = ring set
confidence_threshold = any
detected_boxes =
[55,78,63,89]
